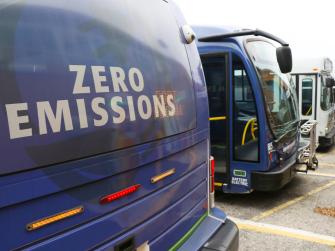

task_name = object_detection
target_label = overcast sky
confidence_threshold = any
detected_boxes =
[175,0,335,65]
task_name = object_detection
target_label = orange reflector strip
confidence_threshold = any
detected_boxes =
[26,206,84,231]
[100,184,141,204]
[151,168,176,183]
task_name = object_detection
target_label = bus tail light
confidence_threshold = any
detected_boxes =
[269,151,273,162]
[209,156,215,208]
[210,156,215,193]
[100,184,141,205]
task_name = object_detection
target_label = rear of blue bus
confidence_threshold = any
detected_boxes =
[0,1,238,250]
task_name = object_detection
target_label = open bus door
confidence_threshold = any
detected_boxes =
[298,75,317,122]
[204,53,230,186]
[203,52,261,193]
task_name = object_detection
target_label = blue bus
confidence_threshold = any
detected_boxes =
[0,2,238,250]
[195,26,317,193]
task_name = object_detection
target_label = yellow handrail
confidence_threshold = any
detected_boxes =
[210,115,257,144]
[304,105,312,116]
[251,119,258,140]
[242,117,257,145]
[209,116,226,121]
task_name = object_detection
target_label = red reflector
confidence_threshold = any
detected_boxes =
[210,156,215,176]
[100,184,141,204]
[210,156,215,193]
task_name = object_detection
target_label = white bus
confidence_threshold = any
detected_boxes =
[291,57,335,148]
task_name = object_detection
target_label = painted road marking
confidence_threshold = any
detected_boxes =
[319,162,335,168]
[298,172,335,178]
[251,179,335,221]
[227,216,335,247]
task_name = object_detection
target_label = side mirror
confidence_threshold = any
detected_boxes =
[276,45,292,74]
[325,78,335,88]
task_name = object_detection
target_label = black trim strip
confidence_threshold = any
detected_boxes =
[199,29,289,46]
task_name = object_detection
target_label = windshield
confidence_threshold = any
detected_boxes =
[246,40,298,139]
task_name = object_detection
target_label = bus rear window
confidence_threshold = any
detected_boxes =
[0,1,196,175]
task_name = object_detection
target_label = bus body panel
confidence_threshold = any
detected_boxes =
[0,0,198,175]
[0,1,239,250]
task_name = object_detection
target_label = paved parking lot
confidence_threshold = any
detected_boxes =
[216,146,335,250]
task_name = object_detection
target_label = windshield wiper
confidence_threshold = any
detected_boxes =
[272,121,292,129]
[273,126,298,143]
[289,119,300,127]
[272,119,299,142]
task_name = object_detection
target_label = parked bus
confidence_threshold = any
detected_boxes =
[291,57,335,148]
[0,1,238,250]
[194,26,317,193]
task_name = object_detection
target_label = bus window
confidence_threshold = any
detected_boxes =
[301,78,313,115]
[233,54,259,162]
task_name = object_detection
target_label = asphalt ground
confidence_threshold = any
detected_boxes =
[215,146,335,251]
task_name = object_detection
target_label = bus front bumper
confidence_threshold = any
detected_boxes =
[319,127,335,147]
[251,160,296,191]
